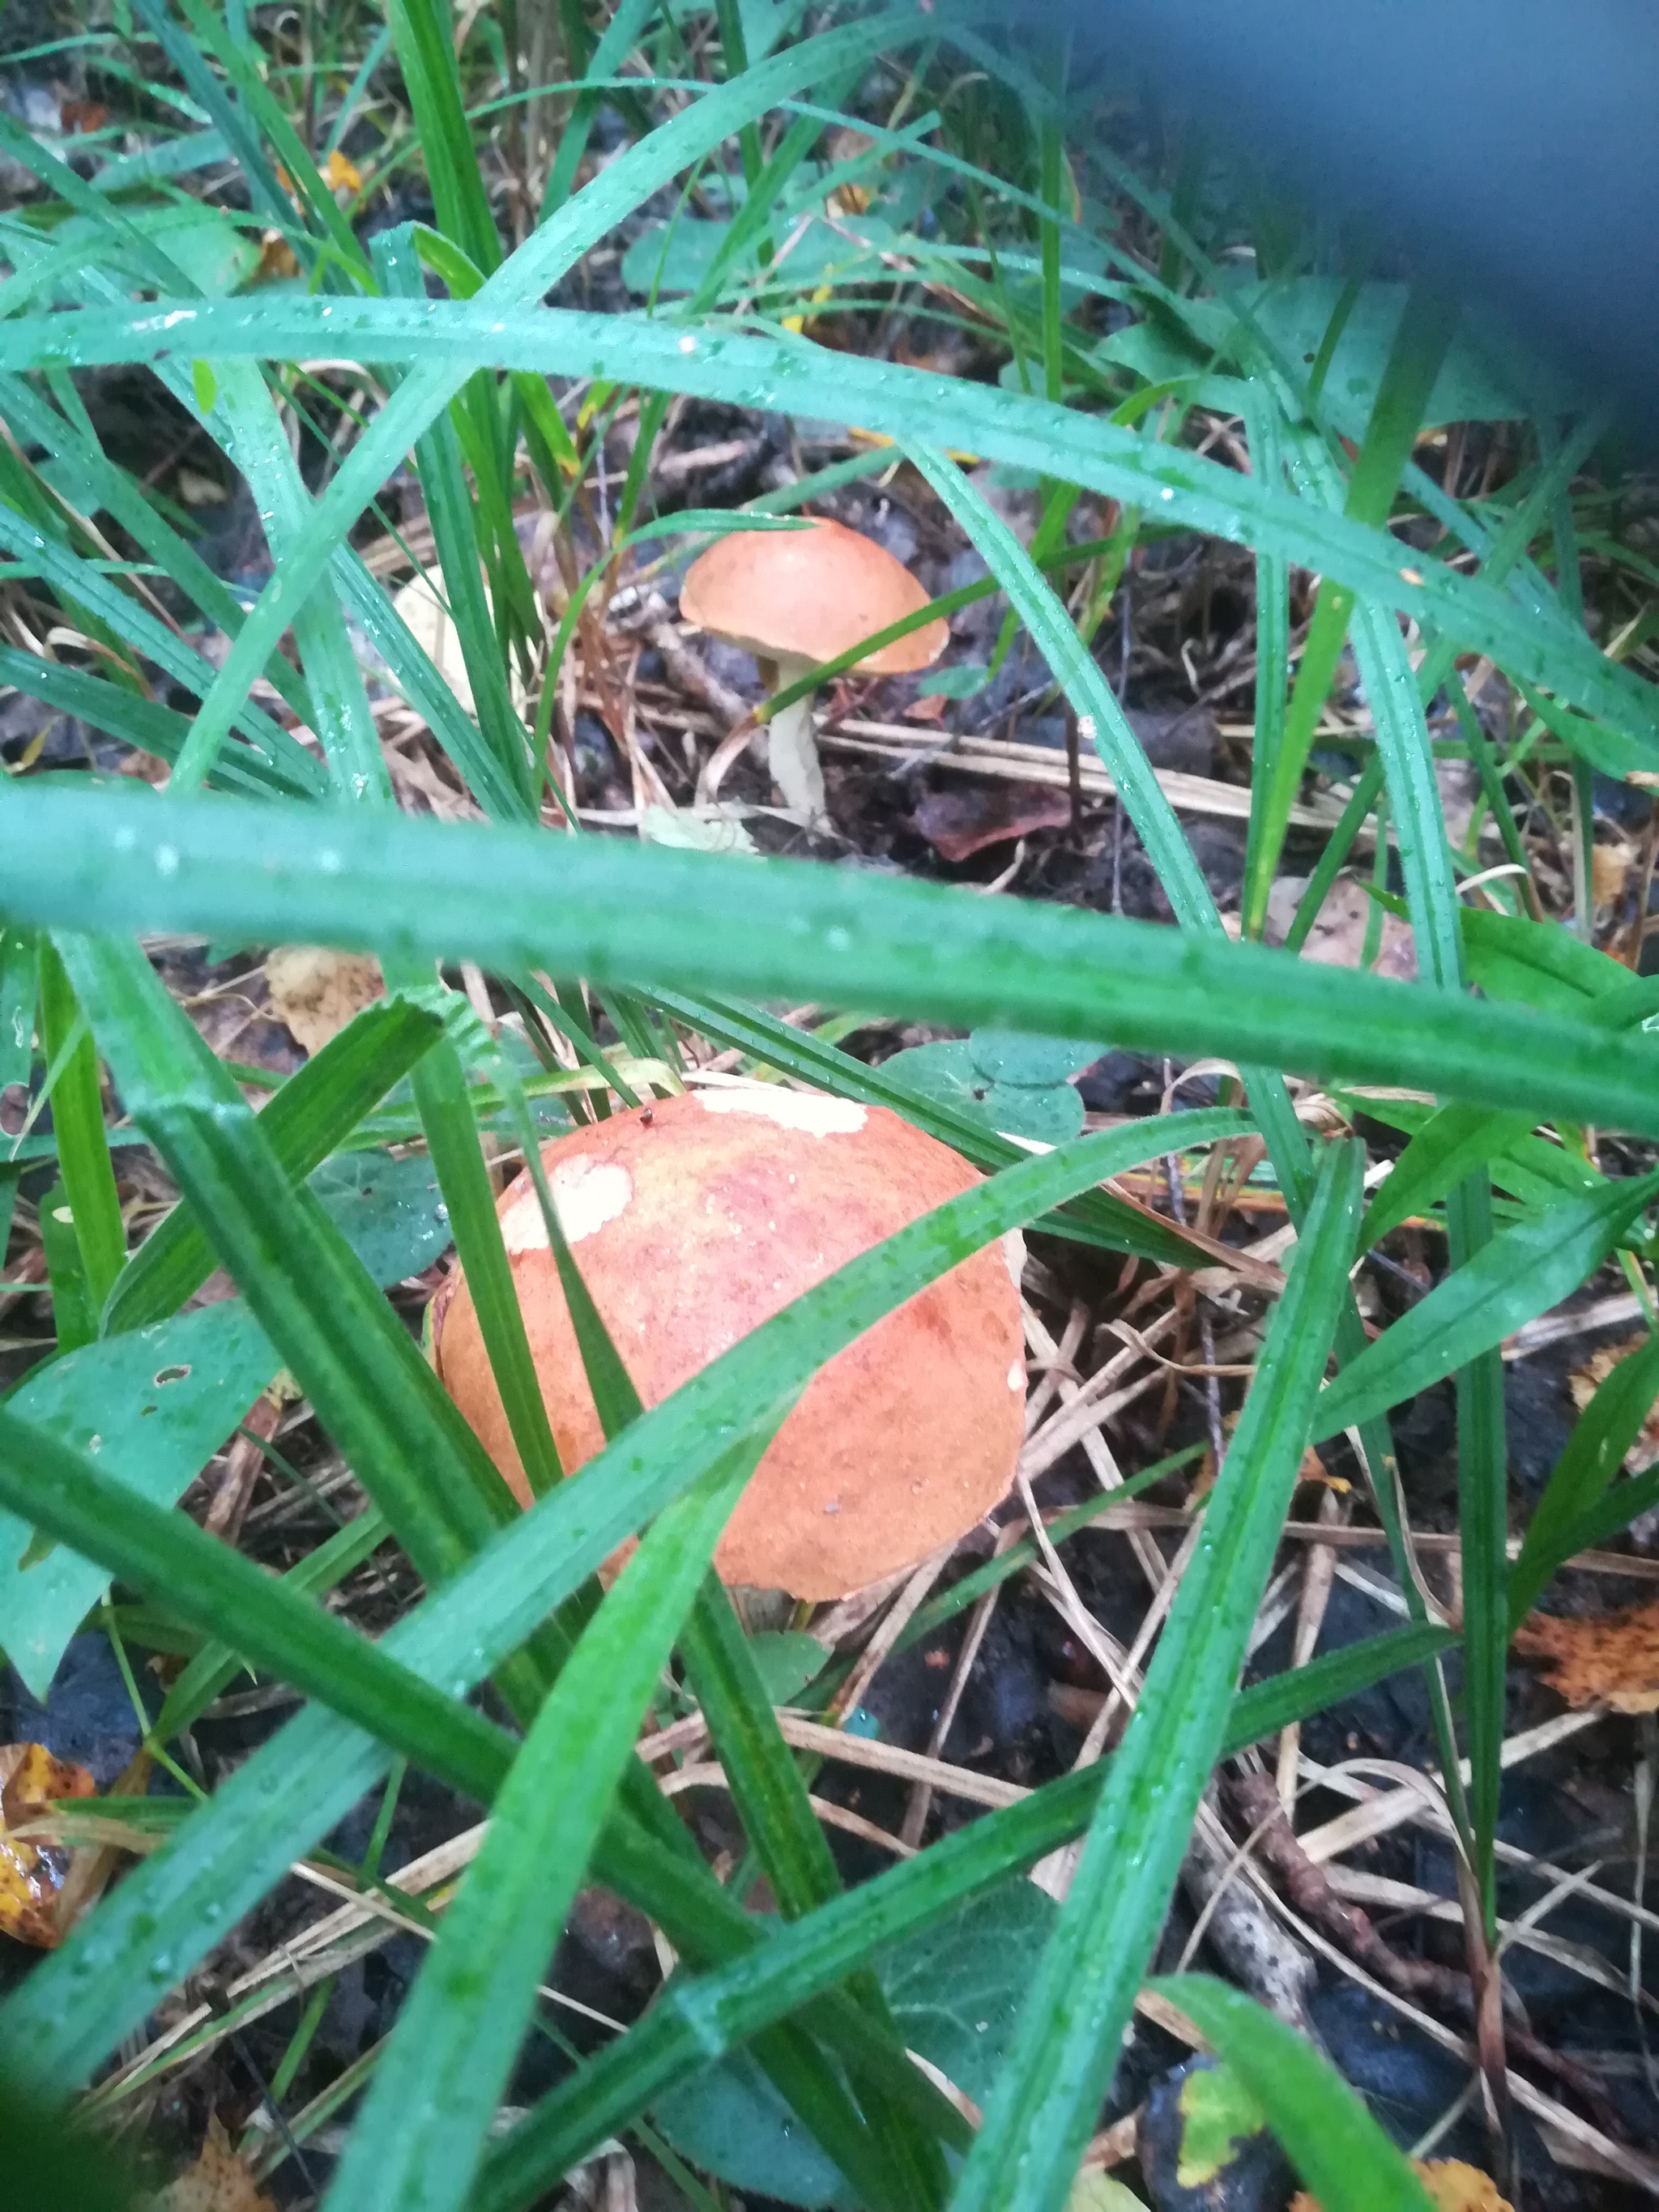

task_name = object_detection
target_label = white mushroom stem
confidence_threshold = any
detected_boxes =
[761,652,829,827]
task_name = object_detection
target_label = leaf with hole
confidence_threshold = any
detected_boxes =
[0,1300,278,1699]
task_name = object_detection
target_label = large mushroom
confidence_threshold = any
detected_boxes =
[680,517,949,827]
[431,1085,1026,1600]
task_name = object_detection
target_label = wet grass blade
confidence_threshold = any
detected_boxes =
[0,1413,516,1803]
[1149,1976,1435,2212]
[15,297,1647,752]
[36,940,124,1318]
[6,789,1659,1142]
[1511,1328,1659,1620]
[950,1138,1363,2212]
[320,1430,771,2212]
[1315,1169,1659,1441]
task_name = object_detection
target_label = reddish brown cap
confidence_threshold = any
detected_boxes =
[432,1085,1025,1599]
[680,518,949,676]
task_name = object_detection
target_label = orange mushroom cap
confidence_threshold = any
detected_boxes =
[431,1086,1026,1599]
[680,518,950,677]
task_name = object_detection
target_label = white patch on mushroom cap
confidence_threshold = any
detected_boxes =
[694,1085,866,1136]
[502,1157,633,1252]
[1001,1229,1026,1293]
[1007,1359,1026,1392]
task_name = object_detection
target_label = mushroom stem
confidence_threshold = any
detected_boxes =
[762,653,829,827]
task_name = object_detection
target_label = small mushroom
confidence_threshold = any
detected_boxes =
[679,518,949,827]
[431,1085,1026,1600]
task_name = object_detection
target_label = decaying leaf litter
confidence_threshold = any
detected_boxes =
[2,3,1659,2210]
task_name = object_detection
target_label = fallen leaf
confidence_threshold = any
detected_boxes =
[1265,874,1417,981]
[160,2119,279,2212]
[322,149,362,195]
[0,1742,96,1949]
[638,803,757,855]
[392,569,474,714]
[254,231,299,283]
[1513,1596,1659,1711]
[1591,841,1635,913]
[912,782,1073,862]
[1570,1336,1659,1472]
[1175,2059,1269,2187]
[176,467,229,508]
[902,691,950,724]
[265,945,385,1055]
[1292,2158,1512,2211]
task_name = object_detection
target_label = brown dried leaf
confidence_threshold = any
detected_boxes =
[159,2120,279,2212]
[0,1742,96,1950]
[1569,1335,1659,1473]
[1513,1596,1659,1711]
[1291,2159,1512,2212]
[1591,841,1635,914]
[911,782,1073,862]
[265,945,385,1056]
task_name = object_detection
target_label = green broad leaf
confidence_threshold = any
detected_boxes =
[1149,1978,1435,2212]
[883,1038,1085,1144]
[1315,1168,1659,1441]
[970,1030,1107,1089]
[1230,278,1572,439]
[880,1875,1056,2108]
[1512,1328,1659,1621]
[305,1148,452,1287]
[0,1300,279,1698]
[657,1873,1056,2208]
[747,1628,830,1704]
[653,2054,855,2211]
[1175,2061,1269,2187]
[949,1141,1363,2212]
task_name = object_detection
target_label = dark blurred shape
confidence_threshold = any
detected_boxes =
[1025,0,1659,426]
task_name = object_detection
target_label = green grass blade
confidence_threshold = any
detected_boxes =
[477,1571,1440,2212]
[36,940,124,1316]
[58,933,515,1576]
[1315,1168,1659,1440]
[1148,1977,1435,2212]
[1359,1100,1534,1250]
[0,1412,514,1802]
[950,1138,1363,2212]
[321,1434,774,2212]
[104,995,444,1333]
[28,296,1648,753]
[400,1020,565,1501]
[151,1505,391,1744]
[1511,1328,1659,1621]
[6,787,1659,1140]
